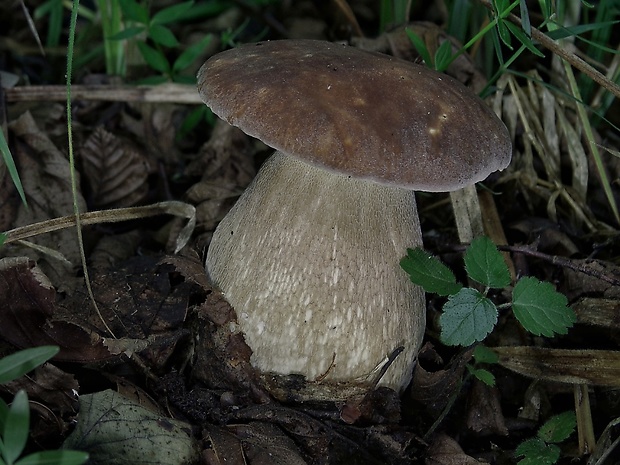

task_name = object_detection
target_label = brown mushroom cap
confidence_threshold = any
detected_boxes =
[197,39,511,192]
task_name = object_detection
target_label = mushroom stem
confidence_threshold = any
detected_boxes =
[206,151,425,391]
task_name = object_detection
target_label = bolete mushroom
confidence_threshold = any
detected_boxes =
[197,40,511,396]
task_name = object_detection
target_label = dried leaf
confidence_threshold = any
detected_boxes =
[185,120,255,247]
[229,422,308,465]
[465,380,508,436]
[1,362,79,420]
[6,112,87,292]
[81,127,150,208]
[494,346,620,386]
[410,344,472,417]
[0,257,111,362]
[425,434,486,464]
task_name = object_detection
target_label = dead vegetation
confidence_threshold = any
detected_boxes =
[0,1,619,464]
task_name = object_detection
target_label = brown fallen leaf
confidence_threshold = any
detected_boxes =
[410,344,473,418]
[425,433,487,464]
[465,380,508,436]
[203,424,246,465]
[6,111,87,292]
[57,255,195,366]
[80,126,151,208]
[0,257,111,362]
[185,120,256,249]
[494,346,620,386]
[1,362,79,418]
[229,422,308,465]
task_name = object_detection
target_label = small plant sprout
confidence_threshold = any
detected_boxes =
[515,411,577,465]
[400,236,576,346]
[466,345,499,386]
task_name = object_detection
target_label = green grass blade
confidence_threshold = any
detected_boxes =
[0,347,59,385]
[0,131,27,207]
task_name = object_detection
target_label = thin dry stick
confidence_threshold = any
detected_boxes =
[444,242,620,287]
[5,83,201,103]
[478,0,620,100]
[3,201,195,248]
[498,244,620,287]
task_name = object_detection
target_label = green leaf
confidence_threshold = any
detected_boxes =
[177,107,208,141]
[472,345,499,364]
[16,450,89,465]
[504,21,545,57]
[0,347,59,385]
[492,0,514,49]
[172,34,213,73]
[545,20,620,40]
[119,0,149,24]
[538,411,576,444]
[151,1,194,25]
[519,0,531,37]
[3,391,29,465]
[400,248,462,296]
[172,75,197,84]
[0,130,27,207]
[466,365,496,386]
[405,29,433,68]
[464,237,511,288]
[440,288,498,346]
[108,26,145,41]
[148,24,178,47]
[136,42,170,74]
[434,40,454,72]
[512,277,576,337]
[0,398,8,430]
[515,437,560,465]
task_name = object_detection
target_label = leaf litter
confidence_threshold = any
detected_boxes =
[0,2,619,464]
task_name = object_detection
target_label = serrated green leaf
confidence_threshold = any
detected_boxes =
[148,24,178,47]
[0,346,59,385]
[136,42,170,74]
[151,1,194,25]
[440,288,498,346]
[3,390,29,464]
[466,365,496,386]
[400,248,462,296]
[538,411,576,444]
[515,437,560,465]
[16,450,89,465]
[473,345,499,364]
[464,237,511,288]
[512,277,576,337]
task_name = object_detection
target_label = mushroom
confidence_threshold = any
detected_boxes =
[197,40,511,396]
